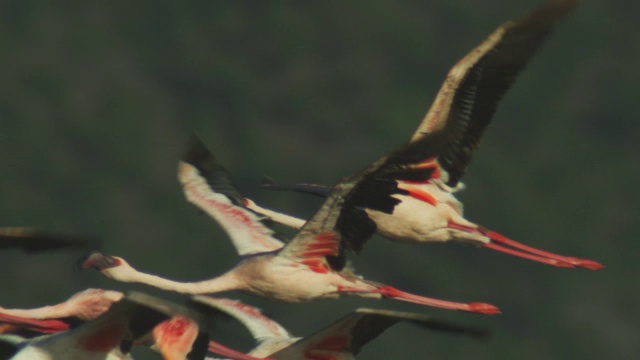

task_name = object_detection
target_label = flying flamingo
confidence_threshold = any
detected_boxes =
[0,227,98,253]
[0,291,263,360]
[129,292,267,360]
[149,314,270,360]
[246,0,603,271]
[193,296,486,359]
[81,137,499,315]
[3,292,186,360]
[0,289,124,336]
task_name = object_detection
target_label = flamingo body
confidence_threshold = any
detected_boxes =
[365,181,480,244]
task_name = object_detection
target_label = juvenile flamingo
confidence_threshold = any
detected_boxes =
[81,137,499,315]
[248,0,603,270]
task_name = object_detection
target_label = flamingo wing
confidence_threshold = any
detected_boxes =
[0,227,98,253]
[0,334,23,359]
[179,136,285,256]
[303,0,580,253]
[192,296,292,343]
[269,308,486,359]
[277,187,349,272]
[407,0,578,185]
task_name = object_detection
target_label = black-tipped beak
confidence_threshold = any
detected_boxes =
[77,251,119,271]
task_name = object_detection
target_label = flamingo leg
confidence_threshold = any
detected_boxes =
[337,286,500,315]
[0,312,70,334]
[482,243,575,268]
[482,229,604,270]
[448,223,604,270]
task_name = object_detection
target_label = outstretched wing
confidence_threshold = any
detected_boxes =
[0,227,98,253]
[192,296,292,343]
[269,308,487,359]
[407,0,579,185]
[234,1,579,255]
[327,0,579,252]
[178,137,285,256]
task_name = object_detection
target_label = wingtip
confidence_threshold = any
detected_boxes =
[515,0,581,28]
[182,134,215,167]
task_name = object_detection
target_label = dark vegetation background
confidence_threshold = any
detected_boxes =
[1,1,638,359]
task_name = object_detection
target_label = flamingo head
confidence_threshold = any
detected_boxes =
[79,252,131,280]
[63,288,125,321]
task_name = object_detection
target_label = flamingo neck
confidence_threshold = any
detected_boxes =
[0,304,71,320]
[244,199,306,230]
[114,267,242,295]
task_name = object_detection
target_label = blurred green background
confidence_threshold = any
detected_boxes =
[1,1,638,359]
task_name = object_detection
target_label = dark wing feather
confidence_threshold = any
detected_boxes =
[252,0,579,254]
[0,338,20,359]
[183,136,246,206]
[270,308,486,359]
[279,182,357,270]
[405,0,579,186]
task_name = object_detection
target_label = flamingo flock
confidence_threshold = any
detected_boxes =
[2,0,604,359]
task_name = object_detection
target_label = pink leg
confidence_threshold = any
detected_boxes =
[482,229,604,270]
[338,286,500,315]
[483,243,575,268]
[0,312,70,334]
[448,223,604,270]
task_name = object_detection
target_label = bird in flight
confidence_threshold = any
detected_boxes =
[81,137,499,315]
[247,0,603,271]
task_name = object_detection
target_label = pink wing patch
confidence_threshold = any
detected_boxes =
[303,334,351,360]
[411,157,442,180]
[288,232,340,274]
[76,321,127,352]
[397,183,437,206]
